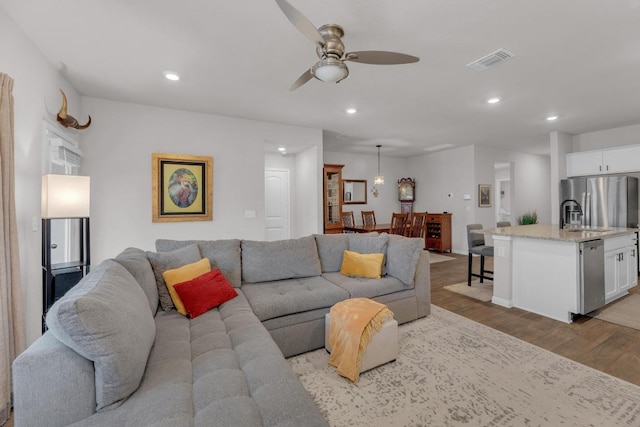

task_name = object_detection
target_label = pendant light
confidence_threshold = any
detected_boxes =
[374,144,384,185]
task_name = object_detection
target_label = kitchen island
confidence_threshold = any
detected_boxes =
[486,224,638,323]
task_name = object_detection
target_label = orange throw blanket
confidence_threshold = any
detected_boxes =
[328,298,394,382]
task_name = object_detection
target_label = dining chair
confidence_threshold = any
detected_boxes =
[342,211,356,232]
[406,212,427,238]
[389,213,409,235]
[497,221,511,228]
[466,224,494,286]
[361,210,376,226]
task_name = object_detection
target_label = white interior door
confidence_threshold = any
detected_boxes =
[265,168,290,241]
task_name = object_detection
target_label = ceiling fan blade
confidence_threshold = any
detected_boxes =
[275,0,324,45]
[289,68,314,91]
[345,51,420,65]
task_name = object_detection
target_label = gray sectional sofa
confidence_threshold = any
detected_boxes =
[13,233,430,427]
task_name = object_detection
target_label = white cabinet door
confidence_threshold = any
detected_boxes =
[566,151,604,177]
[603,145,640,174]
[605,249,618,302]
[605,244,637,303]
[617,249,632,294]
[627,245,638,289]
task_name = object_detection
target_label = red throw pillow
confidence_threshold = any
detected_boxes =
[173,269,238,318]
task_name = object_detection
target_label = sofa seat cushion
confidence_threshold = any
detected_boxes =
[322,272,410,299]
[71,290,327,427]
[241,236,322,283]
[242,277,349,322]
[45,260,156,412]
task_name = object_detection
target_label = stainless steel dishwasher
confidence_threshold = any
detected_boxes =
[579,239,605,314]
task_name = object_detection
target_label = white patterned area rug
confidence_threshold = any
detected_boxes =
[288,305,640,427]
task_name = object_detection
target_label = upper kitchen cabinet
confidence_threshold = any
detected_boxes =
[567,144,640,177]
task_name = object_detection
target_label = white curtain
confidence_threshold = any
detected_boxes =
[0,73,25,426]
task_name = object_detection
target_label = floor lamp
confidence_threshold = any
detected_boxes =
[41,174,91,332]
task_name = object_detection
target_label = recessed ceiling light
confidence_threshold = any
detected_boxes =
[163,71,180,81]
[487,97,501,104]
[546,115,559,121]
[345,107,357,114]
[278,147,286,152]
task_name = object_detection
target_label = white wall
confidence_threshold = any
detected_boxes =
[323,151,409,225]
[550,131,573,224]
[475,145,551,229]
[406,145,550,253]
[408,146,475,253]
[572,123,640,152]
[1,7,86,345]
[80,97,323,264]
[294,145,323,237]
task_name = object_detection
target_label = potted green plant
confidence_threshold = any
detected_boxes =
[517,210,538,225]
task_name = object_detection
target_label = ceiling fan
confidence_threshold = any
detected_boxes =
[275,0,420,90]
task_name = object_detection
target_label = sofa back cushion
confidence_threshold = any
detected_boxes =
[386,234,424,286]
[155,239,242,288]
[314,234,349,273]
[113,247,159,314]
[146,244,202,311]
[45,260,156,412]
[348,233,389,275]
[241,235,322,283]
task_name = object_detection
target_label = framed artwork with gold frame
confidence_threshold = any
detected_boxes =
[152,153,213,222]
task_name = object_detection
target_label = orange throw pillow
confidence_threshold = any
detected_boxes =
[162,258,211,315]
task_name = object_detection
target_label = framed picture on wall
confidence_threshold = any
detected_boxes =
[478,184,491,207]
[152,153,213,222]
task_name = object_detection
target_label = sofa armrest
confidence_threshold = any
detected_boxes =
[414,250,431,317]
[13,332,96,427]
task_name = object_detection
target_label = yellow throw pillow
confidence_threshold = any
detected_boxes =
[340,250,384,279]
[162,258,211,315]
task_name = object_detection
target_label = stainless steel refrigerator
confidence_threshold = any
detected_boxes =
[559,176,639,229]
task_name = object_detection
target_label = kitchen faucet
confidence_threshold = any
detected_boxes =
[560,199,583,229]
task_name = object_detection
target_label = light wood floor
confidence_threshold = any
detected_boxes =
[5,254,639,426]
[431,252,640,387]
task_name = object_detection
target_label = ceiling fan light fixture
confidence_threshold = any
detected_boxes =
[312,58,349,83]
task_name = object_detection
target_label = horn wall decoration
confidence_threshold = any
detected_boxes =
[57,89,91,130]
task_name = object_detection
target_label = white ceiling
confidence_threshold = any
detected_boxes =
[2,0,640,157]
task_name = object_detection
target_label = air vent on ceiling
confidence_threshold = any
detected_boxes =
[466,48,515,72]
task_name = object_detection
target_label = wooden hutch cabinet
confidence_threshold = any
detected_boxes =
[425,212,452,253]
[323,164,344,234]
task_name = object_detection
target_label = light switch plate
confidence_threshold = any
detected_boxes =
[244,210,256,219]
[463,194,471,200]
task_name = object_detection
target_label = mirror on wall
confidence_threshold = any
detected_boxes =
[343,179,367,204]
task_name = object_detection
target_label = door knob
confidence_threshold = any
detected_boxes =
[51,243,57,249]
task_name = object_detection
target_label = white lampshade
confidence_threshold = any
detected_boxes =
[41,174,90,218]
[312,58,349,83]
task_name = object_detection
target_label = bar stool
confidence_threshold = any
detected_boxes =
[467,224,494,286]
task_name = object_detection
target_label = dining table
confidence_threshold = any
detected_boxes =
[343,223,392,233]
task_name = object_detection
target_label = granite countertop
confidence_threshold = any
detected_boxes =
[482,223,638,242]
